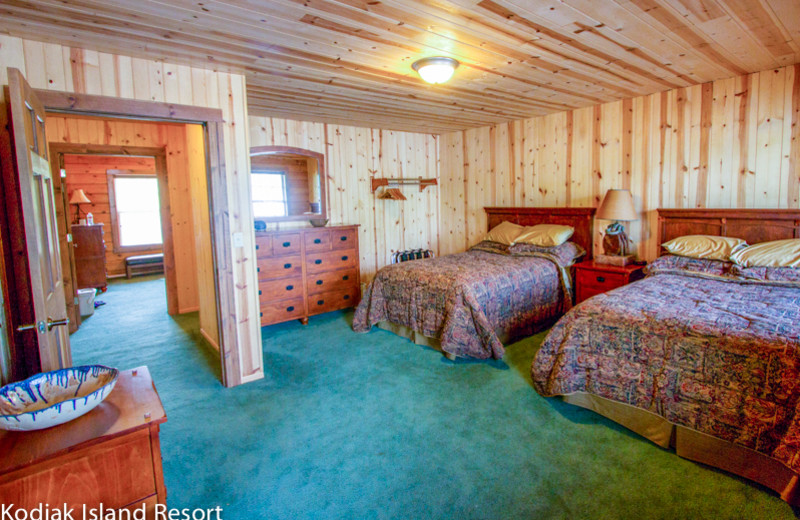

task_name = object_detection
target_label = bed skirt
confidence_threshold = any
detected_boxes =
[375,321,514,357]
[562,392,800,505]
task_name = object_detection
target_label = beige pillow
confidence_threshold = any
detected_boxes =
[514,224,575,247]
[662,235,747,261]
[730,239,800,268]
[483,221,524,246]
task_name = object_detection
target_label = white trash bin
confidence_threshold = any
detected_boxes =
[77,288,97,316]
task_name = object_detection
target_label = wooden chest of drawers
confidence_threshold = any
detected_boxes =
[574,260,646,304]
[256,225,360,326]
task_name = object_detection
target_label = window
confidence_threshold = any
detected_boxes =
[109,175,162,251]
[251,171,288,217]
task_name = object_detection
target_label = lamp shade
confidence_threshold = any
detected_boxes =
[69,189,91,205]
[412,57,459,84]
[596,189,637,221]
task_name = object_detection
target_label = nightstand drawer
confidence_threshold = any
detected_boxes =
[576,269,626,291]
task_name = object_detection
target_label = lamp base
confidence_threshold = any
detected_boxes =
[595,254,634,267]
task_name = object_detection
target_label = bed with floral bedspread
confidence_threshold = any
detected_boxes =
[532,255,800,475]
[353,242,579,359]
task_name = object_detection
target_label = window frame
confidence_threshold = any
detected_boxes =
[250,169,289,218]
[107,170,164,254]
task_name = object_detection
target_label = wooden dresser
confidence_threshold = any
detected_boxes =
[71,223,107,289]
[0,366,167,515]
[256,225,360,326]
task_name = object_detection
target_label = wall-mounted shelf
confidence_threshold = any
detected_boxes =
[371,176,437,193]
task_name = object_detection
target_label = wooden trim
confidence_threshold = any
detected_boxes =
[34,89,224,123]
[106,170,161,255]
[249,145,327,223]
[207,122,240,387]
[484,207,597,259]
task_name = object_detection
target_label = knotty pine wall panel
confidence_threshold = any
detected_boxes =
[440,64,800,261]
[249,117,439,282]
[0,34,262,385]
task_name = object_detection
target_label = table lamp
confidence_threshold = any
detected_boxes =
[595,189,637,266]
[69,189,91,224]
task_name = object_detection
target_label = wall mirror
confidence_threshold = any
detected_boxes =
[249,146,326,222]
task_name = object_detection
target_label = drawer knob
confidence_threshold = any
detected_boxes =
[314,238,322,244]
[284,263,292,269]
[282,241,291,247]
[340,236,347,241]
[315,259,322,265]
[341,255,348,261]
[317,300,324,305]
[343,275,349,281]
[286,285,294,291]
[596,276,605,283]
[343,295,350,300]
[316,280,323,285]
[287,306,294,312]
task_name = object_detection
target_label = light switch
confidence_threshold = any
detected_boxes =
[232,232,244,248]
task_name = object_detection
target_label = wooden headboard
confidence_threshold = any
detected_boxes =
[484,207,596,259]
[658,209,800,252]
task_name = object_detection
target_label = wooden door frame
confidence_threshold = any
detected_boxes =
[50,144,178,315]
[34,89,242,387]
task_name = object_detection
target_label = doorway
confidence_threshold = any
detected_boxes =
[47,116,220,366]
[1,70,249,387]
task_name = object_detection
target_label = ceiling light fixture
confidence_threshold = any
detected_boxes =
[412,57,459,84]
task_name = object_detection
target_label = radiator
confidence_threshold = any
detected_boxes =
[391,248,435,264]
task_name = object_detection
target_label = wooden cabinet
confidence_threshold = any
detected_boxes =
[71,223,107,289]
[574,261,646,304]
[256,225,360,326]
[0,367,167,515]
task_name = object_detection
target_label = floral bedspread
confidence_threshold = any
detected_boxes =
[532,272,800,471]
[353,249,565,359]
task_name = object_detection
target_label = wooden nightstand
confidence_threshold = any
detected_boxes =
[574,260,646,304]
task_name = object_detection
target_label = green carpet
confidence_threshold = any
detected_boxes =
[70,276,797,519]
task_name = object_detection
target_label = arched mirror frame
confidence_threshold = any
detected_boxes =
[249,145,327,222]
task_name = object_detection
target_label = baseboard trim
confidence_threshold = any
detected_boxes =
[200,327,219,351]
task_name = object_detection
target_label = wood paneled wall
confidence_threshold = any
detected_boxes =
[440,64,800,261]
[249,117,439,282]
[50,118,199,314]
[0,35,262,385]
[63,154,161,278]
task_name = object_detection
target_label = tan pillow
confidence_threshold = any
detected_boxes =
[514,224,575,247]
[483,221,524,246]
[730,239,800,268]
[662,235,747,261]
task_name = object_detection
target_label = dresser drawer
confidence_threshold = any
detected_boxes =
[306,249,357,273]
[271,233,302,256]
[307,268,358,295]
[257,255,303,280]
[304,229,331,252]
[259,276,303,302]
[331,228,357,250]
[254,234,272,258]
[260,297,305,326]
[307,286,359,316]
[576,269,626,292]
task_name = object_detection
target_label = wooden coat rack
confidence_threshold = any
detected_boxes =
[371,176,438,195]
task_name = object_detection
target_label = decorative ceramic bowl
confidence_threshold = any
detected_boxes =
[309,218,329,227]
[0,365,119,432]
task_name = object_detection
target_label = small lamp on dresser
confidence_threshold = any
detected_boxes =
[69,188,92,224]
[595,188,638,266]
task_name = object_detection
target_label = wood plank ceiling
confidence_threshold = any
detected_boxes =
[1,0,798,133]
